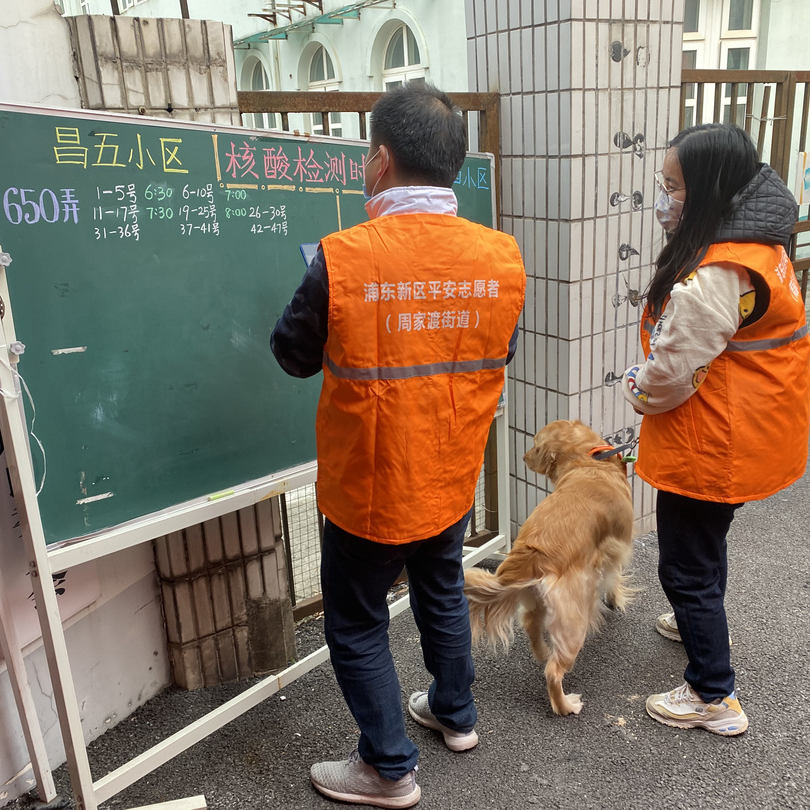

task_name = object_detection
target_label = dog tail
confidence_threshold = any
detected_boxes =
[464,567,542,652]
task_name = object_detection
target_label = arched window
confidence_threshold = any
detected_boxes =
[242,60,278,131]
[382,24,425,90]
[308,45,342,137]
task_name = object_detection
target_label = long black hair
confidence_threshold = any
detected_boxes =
[646,123,759,320]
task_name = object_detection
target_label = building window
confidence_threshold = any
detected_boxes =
[723,47,750,126]
[119,0,146,10]
[382,24,425,89]
[682,50,698,128]
[728,0,754,31]
[242,61,279,131]
[684,0,700,34]
[308,46,342,137]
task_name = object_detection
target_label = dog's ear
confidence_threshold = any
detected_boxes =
[524,436,558,477]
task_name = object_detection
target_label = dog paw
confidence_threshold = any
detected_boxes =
[565,694,584,715]
[552,693,584,716]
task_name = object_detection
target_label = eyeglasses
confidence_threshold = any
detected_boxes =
[654,171,683,196]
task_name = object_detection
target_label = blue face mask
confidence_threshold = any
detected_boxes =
[654,187,684,233]
[362,150,381,200]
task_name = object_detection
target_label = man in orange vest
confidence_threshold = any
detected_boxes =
[272,83,525,807]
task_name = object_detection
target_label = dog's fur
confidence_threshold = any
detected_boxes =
[464,419,634,716]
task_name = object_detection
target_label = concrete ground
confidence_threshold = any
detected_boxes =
[10,457,810,810]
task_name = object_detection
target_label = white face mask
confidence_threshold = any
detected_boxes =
[654,187,684,233]
[362,150,382,200]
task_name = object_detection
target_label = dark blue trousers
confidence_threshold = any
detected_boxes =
[320,511,476,780]
[656,490,743,702]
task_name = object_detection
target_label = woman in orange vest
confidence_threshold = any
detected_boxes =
[622,123,810,736]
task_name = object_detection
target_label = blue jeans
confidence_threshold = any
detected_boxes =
[656,490,743,702]
[320,510,476,780]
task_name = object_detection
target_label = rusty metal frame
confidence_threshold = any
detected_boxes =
[237,90,502,215]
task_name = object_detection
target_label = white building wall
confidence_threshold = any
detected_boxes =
[0,1,81,107]
[758,0,809,70]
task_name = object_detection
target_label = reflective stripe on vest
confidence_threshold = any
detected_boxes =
[726,323,808,352]
[322,351,508,380]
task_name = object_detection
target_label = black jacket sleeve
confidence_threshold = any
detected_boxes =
[270,247,329,378]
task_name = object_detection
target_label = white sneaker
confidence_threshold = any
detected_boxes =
[655,611,682,642]
[646,682,748,736]
[407,692,478,752]
[655,611,732,646]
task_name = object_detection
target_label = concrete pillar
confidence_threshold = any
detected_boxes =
[465,0,685,536]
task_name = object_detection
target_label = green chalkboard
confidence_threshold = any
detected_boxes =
[0,105,494,546]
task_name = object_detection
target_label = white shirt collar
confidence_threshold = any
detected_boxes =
[364,186,459,219]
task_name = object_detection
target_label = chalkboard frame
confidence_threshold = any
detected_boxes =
[0,102,508,810]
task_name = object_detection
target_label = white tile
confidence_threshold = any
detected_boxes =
[501,157,513,216]
[571,21,584,90]
[546,24,560,94]
[583,23,598,90]
[559,155,572,221]
[511,94,524,153]
[596,22,611,89]
[534,26,547,91]
[521,27,535,92]
[547,157,560,218]
[559,91,572,155]
[509,29,522,92]
[522,94,535,156]
[535,157,547,219]
[559,22,572,91]
[533,333,546,389]
[570,92,584,156]
[509,0,522,27]
[512,158,525,217]
[523,275,536,332]
[570,220,584,281]
[547,92,560,156]
[498,31,511,93]
[523,156,536,219]
[486,34,499,91]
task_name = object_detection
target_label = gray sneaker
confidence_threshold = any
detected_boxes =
[310,750,420,808]
[407,691,479,752]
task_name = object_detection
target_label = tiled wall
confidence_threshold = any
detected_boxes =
[466,0,685,536]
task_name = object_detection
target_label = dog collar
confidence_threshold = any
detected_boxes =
[589,443,635,462]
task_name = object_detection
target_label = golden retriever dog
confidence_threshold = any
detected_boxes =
[464,419,634,716]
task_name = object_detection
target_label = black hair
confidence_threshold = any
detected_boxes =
[646,123,760,320]
[369,83,467,188]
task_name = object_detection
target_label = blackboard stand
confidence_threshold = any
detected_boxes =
[0,256,511,808]
[0,103,510,809]
[0,560,57,803]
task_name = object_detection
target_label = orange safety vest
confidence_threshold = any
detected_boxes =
[637,242,810,503]
[317,213,526,543]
